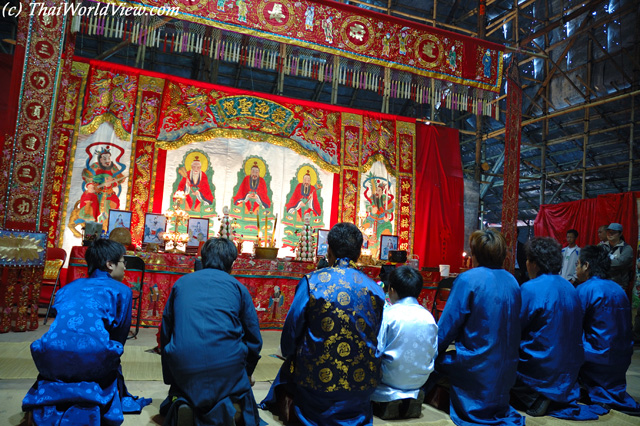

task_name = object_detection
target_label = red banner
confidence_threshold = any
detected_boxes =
[4,3,67,230]
[99,0,504,92]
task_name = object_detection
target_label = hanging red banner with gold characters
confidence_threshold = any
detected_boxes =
[5,3,67,230]
[396,175,414,252]
[99,0,504,93]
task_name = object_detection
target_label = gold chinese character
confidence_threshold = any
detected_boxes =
[51,194,59,206]
[255,101,270,118]
[55,165,64,176]
[401,206,410,215]
[222,100,237,116]
[400,218,409,228]
[399,243,408,250]
[30,104,42,119]
[422,42,436,58]
[52,181,61,192]
[268,3,285,23]
[401,194,410,204]
[401,181,410,190]
[24,136,37,150]
[271,108,287,124]
[56,148,66,163]
[400,231,409,239]
[17,199,30,214]
[349,24,365,41]
[237,98,253,115]
[19,167,33,179]
[49,209,58,220]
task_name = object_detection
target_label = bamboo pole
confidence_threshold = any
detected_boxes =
[547,159,640,177]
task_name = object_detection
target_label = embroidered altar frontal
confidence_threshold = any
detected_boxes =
[54,59,417,261]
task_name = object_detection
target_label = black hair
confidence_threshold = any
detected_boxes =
[578,245,611,280]
[327,222,363,262]
[525,237,563,275]
[201,238,237,273]
[389,265,423,299]
[567,229,579,238]
[85,239,126,276]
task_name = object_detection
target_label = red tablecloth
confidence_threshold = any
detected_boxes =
[67,247,316,329]
[67,247,440,329]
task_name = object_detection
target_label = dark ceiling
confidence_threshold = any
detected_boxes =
[2,0,638,226]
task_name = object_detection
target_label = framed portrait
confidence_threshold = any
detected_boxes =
[187,217,210,248]
[316,229,329,257]
[107,210,132,236]
[142,213,167,245]
[379,235,399,261]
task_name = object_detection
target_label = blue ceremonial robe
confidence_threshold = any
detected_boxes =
[22,270,151,426]
[517,273,606,419]
[436,267,524,426]
[161,268,263,426]
[261,258,385,426]
[576,276,640,413]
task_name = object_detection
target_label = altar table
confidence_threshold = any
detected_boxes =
[67,247,439,330]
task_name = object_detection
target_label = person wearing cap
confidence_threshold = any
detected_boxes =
[604,223,634,291]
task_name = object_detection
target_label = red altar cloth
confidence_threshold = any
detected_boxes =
[67,247,440,329]
[67,246,317,329]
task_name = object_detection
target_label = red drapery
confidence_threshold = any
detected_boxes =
[534,192,639,259]
[413,123,464,271]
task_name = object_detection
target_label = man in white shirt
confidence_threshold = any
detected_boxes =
[371,265,438,420]
[560,229,580,284]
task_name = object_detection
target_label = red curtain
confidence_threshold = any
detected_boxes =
[534,192,639,259]
[413,123,464,271]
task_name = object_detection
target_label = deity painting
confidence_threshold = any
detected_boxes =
[229,156,274,241]
[67,143,127,238]
[172,150,216,218]
[106,209,131,237]
[187,217,209,248]
[143,213,166,245]
[361,174,395,256]
[282,165,325,249]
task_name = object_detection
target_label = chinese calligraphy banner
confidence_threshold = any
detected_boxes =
[98,0,504,93]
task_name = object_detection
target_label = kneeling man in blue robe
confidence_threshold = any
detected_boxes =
[261,222,386,426]
[23,239,151,426]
